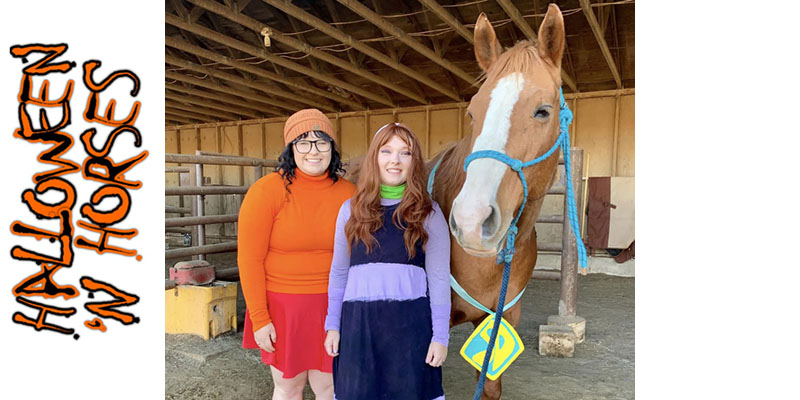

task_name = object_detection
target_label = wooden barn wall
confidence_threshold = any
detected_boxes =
[166,92,634,236]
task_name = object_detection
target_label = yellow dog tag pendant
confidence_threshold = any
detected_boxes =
[459,315,524,380]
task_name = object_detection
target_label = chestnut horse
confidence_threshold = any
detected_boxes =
[427,5,567,399]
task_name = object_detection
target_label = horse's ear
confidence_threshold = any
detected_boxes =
[537,4,565,70]
[474,12,502,73]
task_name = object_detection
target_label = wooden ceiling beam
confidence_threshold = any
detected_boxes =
[166,115,197,125]
[166,100,240,121]
[167,35,345,110]
[334,0,476,85]
[187,0,427,104]
[166,91,260,120]
[165,83,266,118]
[418,0,473,45]
[285,14,324,74]
[166,12,391,108]
[165,69,288,116]
[496,0,578,92]
[367,0,428,102]
[257,0,458,101]
[323,0,359,66]
[579,0,621,89]
[166,107,217,123]
[188,5,206,23]
[611,6,622,84]
[165,38,338,111]
[415,1,461,96]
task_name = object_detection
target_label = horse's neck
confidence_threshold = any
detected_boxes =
[431,137,470,217]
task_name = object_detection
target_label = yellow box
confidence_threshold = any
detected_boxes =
[165,281,238,340]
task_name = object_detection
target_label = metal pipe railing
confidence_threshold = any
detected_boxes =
[166,214,238,228]
[165,241,237,259]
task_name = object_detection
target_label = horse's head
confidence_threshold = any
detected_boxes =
[450,4,565,256]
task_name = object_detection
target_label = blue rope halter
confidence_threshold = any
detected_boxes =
[428,88,586,399]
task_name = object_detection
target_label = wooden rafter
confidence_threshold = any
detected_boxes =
[579,0,621,88]
[366,0,428,103]
[166,99,240,121]
[165,90,261,119]
[258,0,459,101]
[496,0,578,93]
[165,83,265,119]
[166,70,287,116]
[187,0,428,104]
[166,107,216,123]
[413,0,461,96]
[166,12,393,108]
[334,0,476,85]
[323,0,359,65]
[165,40,337,111]
[418,0,473,45]
[611,5,622,84]
[188,5,206,23]
[166,114,196,125]
[166,34,348,109]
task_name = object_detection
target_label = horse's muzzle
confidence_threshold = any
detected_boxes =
[449,199,502,253]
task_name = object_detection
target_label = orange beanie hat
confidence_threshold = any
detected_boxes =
[283,109,335,145]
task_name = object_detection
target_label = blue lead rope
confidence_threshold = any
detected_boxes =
[428,88,586,399]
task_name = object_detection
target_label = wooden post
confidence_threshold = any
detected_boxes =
[457,105,463,140]
[238,124,244,186]
[425,106,431,159]
[612,93,621,176]
[335,113,342,153]
[570,99,578,148]
[195,150,206,261]
[560,148,583,317]
[580,153,590,238]
[253,164,263,181]
[216,126,225,238]
[260,122,267,163]
[364,113,369,150]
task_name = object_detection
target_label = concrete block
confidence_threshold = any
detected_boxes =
[538,325,576,358]
[547,315,586,343]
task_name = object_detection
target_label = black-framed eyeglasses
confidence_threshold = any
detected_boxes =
[294,139,331,154]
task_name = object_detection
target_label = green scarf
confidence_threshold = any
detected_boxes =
[380,183,406,199]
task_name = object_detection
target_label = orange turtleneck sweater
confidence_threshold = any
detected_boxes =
[237,169,355,332]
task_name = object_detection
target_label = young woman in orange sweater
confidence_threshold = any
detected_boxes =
[238,109,355,400]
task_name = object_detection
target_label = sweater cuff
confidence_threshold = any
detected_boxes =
[251,317,272,333]
[249,308,272,333]
[324,315,340,332]
[430,303,450,347]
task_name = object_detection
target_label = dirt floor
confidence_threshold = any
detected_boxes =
[166,252,634,399]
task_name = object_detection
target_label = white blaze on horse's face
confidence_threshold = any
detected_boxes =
[450,73,524,254]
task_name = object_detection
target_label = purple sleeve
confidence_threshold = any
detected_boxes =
[425,202,451,346]
[325,200,352,332]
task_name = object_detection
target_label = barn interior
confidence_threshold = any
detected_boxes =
[164,0,635,397]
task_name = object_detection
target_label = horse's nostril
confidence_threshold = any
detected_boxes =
[449,212,460,236]
[482,205,499,238]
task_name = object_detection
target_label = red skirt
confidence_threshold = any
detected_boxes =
[242,292,333,379]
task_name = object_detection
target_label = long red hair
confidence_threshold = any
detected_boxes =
[345,123,432,258]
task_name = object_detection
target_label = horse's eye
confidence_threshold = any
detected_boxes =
[466,111,473,120]
[534,106,552,120]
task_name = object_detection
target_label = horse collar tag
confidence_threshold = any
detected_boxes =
[459,315,525,380]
